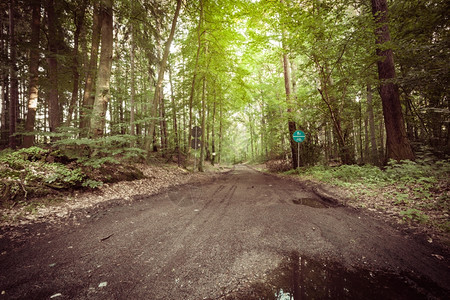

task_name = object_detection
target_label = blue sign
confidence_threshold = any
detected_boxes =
[293,130,305,143]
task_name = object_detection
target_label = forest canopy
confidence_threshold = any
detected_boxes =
[0,0,448,170]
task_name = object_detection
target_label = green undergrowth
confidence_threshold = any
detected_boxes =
[287,159,450,233]
[0,146,145,207]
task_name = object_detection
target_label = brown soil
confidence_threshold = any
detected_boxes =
[0,165,448,299]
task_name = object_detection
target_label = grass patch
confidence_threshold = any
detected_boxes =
[288,159,450,232]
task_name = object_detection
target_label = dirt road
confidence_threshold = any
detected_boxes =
[1,165,449,299]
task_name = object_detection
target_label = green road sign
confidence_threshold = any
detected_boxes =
[293,130,305,143]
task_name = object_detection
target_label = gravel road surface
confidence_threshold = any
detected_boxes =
[0,165,449,299]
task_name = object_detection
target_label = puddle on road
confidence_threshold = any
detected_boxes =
[292,198,327,208]
[226,251,446,300]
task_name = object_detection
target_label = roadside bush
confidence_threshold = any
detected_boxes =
[0,146,145,204]
[300,164,387,186]
[53,134,146,167]
[289,159,449,231]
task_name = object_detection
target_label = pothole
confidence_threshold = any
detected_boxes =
[292,198,327,208]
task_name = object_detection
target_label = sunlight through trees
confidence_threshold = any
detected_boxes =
[0,0,448,168]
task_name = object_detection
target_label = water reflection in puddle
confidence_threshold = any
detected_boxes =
[225,251,447,300]
[292,198,327,208]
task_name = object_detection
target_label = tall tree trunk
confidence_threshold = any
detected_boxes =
[379,121,385,159]
[218,96,223,164]
[66,0,87,126]
[371,0,414,162]
[364,116,369,163]
[366,84,379,165]
[0,21,9,147]
[206,103,210,162]
[80,2,102,135]
[146,0,182,156]
[198,76,206,172]
[282,52,298,169]
[46,0,60,136]
[358,101,363,163]
[0,75,7,147]
[90,0,113,138]
[23,0,41,147]
[187,0,203,159]
[211,95,216,166]
[160,96,168,157]
[130,23,136,138]
[169,64,180,166]
[9,0,18,148]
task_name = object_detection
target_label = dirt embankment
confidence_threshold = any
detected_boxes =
[0,163,227,230]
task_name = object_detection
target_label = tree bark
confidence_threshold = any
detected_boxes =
[160,95,168,156]
[23,0,41,147]
[187,0,203,159]
[66,0,87,126]
[9,0,18,148]
[46,0,60,136]
[146,0,182,156]
[211,95,216,166]
[0,21,9,147]
[80,2,102,135]
[169,64,180,166]
[218,96,223,164]
[90,0,113,138]
[0,75,7,147]
[366,84,379,165]
[371,0,414,162]
[198,75,206,172]
[130,23,136,138]
[282,52,298,169]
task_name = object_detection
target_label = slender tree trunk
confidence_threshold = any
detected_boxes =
[130,23,135,138]
[211,95,216,166]
[146,0,182,156]
[187,0,203,159]
[358,100,363,163]
[206,104,210,162]
[46,0,60,136]
[90,0,113,138]
[0,21,8,147]
[23,0,41,147]
[218,97,222,164]
[66,0,87,126]
[366,84,379,165]
[160,96,168,157]
[379,121,385,159]
[169,64,180,166]
[9,0,18,148]
[371,0,414,162]
[0,75,7,147]
[80,2,102,135]
[282,52,298,169]
[198,75,206,172]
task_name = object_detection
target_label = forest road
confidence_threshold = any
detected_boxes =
[0,164,449,299]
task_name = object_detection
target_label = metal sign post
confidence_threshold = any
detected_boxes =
[292,130,306,169]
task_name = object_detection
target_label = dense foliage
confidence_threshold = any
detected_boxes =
[285,157,449,231]
[0,146,144,203]
[0,0,448,167]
